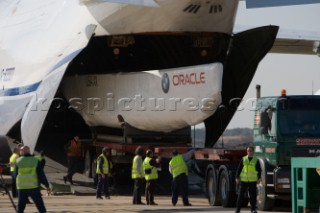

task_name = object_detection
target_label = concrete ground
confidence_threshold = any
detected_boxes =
[0,193,291,213]
[0,170,291,213]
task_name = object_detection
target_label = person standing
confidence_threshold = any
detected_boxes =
[169,149,194,206]
[131,146,145,205]
[117,114,127,143]
[96,147,112,200]
[63,135,82,185]
[235,145,261,213]
[9,146,21,198]
[15,146,50,213]
[143,149,161,205]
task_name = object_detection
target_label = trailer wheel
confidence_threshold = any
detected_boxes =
[219,168,237,207]
[257,158,274,211]
[83,150,92,178]
[206,169,220,206]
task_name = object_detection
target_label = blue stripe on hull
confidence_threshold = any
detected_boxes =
[0,82,41,97]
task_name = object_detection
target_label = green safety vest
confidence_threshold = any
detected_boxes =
[143,156,158,181]
[169,154,188,178]
[240,156,258,182]
[9,153,19,172]
[131,155,144,179]
[16,156,39,190]
[96,154,110,174]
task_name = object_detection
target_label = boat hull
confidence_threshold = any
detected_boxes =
[62,63,223,132]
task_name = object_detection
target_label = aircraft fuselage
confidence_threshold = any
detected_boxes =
[0,0,278,150]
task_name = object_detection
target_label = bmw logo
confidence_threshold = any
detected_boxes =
[161,73,170,93]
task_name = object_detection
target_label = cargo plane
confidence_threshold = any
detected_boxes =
[0,0,320,160]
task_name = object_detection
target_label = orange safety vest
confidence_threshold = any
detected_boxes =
[67,139,82,157]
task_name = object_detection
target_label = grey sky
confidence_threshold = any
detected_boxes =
[227,2,320,129]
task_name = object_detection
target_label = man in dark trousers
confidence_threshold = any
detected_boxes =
[15,146,50,213]
[131,146,145,205]
[143,149,161,205]
[63,135,82,185]
[169,149,194,206]
[96,147,112,199]
[235,145,261,213]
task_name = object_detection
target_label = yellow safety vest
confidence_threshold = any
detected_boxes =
[96,154,110,174]
[16,157,39,190]
[131,155,144,179]
[169,154,188,178]
[240,156,258,182]
[9,153,19,172]
[143,156,158,181]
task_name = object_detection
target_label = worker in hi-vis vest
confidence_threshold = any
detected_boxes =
[15,146,50,213]
[96,147,112,200]
[131,146,145,205]
[9,145,21,198]
[235,145,261,213]
[143,149,161,205]
[169,149,194,207]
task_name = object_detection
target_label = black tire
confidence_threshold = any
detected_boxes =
[206,169,221,206]
[83,150,92,178]
[219,167,237,207]
[257,158,274,211]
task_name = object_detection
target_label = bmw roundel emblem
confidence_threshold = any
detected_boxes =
[161,73,170,93]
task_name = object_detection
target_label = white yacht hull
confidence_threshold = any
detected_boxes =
[62,63,223,132]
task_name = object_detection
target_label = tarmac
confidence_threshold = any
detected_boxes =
[0,190,292,213]
[0,172,291,213]
[0,193,268,213]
